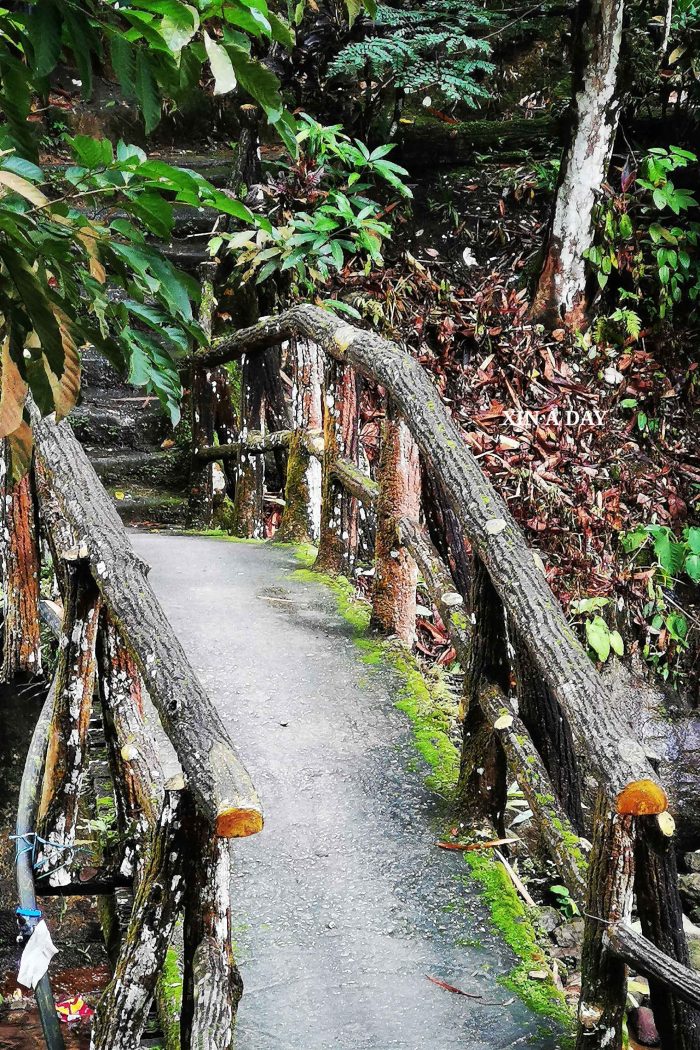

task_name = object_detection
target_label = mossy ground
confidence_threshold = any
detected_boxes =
[291,544,574,1039]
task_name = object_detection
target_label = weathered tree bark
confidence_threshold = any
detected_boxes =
[34,453,78,597]
[0,450,42,680]
[91,788,187,1050]
[576,792,634,1050]
[189,263,219,528]
[196,304,667,815]
[315,362,362,574]
[181,796,241,1050]
[421,468,472,601]
[605,922,700,1011]
[197,429,292,462]
[399,516,469,661]
[633,816,700,1048]
[277,338,324,543]
[331,457,377,506]
[371,407,421,644]
[98,614,164,839]
[32,408,263,838]
[532,0,625,325]
[458,559,508,831]
[481,683,589,907]
[36,558,101,885]
[511,631,584,832]
[231,351,266,538]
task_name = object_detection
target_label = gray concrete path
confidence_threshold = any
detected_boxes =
[132,534,563,1050]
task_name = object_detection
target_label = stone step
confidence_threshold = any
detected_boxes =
[90,448,189,489]
[70,398,169,451]
[106,485,189,526]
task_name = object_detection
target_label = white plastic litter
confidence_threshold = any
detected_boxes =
[17,920,58,989]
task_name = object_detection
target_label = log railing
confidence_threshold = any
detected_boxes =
[8,409,263,1048]
[191,303,700,1050]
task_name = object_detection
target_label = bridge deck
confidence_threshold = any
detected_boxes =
[132,533,561,1050]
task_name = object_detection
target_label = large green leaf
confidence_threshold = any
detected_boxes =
[227,46,283,122]
[30,1,63,77]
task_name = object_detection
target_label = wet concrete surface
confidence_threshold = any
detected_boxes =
[133,534,564,1050]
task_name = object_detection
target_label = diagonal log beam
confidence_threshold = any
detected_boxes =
[196,304,666,814]
[32,409,263,839]
[605,921,700,1012]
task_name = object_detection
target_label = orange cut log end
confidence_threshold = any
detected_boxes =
[616,779,668,816]
[216,806,264,838]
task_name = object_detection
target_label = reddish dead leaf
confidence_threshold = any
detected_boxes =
[436,837,519,852]
[426,976,483,999]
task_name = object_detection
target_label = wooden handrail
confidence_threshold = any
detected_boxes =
[196,303,666,816]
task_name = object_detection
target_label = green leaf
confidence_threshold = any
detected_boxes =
[267,11,295,48]
[685,554,700,583]
[134,50,162,133]
[30,1,63,77]
[204,32,237,94]
[609,630,624,657]
[586,616,611,662]
[110,37,137,100]
[227,47,283,121]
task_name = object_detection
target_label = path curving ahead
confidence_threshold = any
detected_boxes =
[132,533,563,1050]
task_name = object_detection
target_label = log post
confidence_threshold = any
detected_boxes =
[576,791,635,1050]
[231,350,266,538]
[277,337,324,543]
[0,446,42,680]
[36,558,102,885]
[189,263,219,528]
[181,796,242,1050]
[634,816,700,1048]
[457,558,508,831]
[98,613,164,841]
[511,631,585,832]
[91,787,187,1050]
[371,406,421,644]
[315,362,362,574]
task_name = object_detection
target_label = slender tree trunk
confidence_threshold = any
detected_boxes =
[634,816,700,1049]
[532,0,625,325]
[371,406,421,644]
[1,448,42,680]
[576,791,635,1050]
[189,264,219,528]
[36,559,102,884]
[277,337,323,543]
[315,363,361,574]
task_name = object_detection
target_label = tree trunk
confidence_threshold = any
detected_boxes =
[532,0,625,325]
[36,559,101,884]
[634,816,700,1048]
[181,796,242,1050]
[277,337,324,543]
[91,789,187,1050]
[315,362,361,574]
[232,351,266,538]
[371,406,420,644]
[576,791,634,1050]
[1,451,42,680]
[189,264,218,528]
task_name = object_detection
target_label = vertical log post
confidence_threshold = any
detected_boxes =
[634,816,700,1049]
[457,558,508,831]
[576,791,635,1050]
[315,362,361,574]
[0,446,42,680]
[91,787,187,1050]
[36,558,102,884]
[276,337,324,543]
[189,263,219,528]
[231,350,267,538]
[181,797,242,1050]
[371,405,421,645]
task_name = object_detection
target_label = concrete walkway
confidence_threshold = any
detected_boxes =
[132,534,563,1050]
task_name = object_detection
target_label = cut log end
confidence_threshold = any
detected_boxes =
[216,806,264,838]
[616,779,668,816]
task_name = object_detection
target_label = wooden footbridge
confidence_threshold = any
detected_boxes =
[5,302,700,1050]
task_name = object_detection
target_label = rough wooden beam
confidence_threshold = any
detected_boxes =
[371,407,421,645]
[195,429,292,462]
[605,922,700,1012]
[0,455,42,679]
[189,262,219,528]
[277,337,324,543]
[197,304,667,814]
[91,788,187,1050]
[315,362,361,574]
[36,558,101,886]
[32,408,263,839]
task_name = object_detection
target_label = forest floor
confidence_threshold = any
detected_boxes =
[132,531,571,1049]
